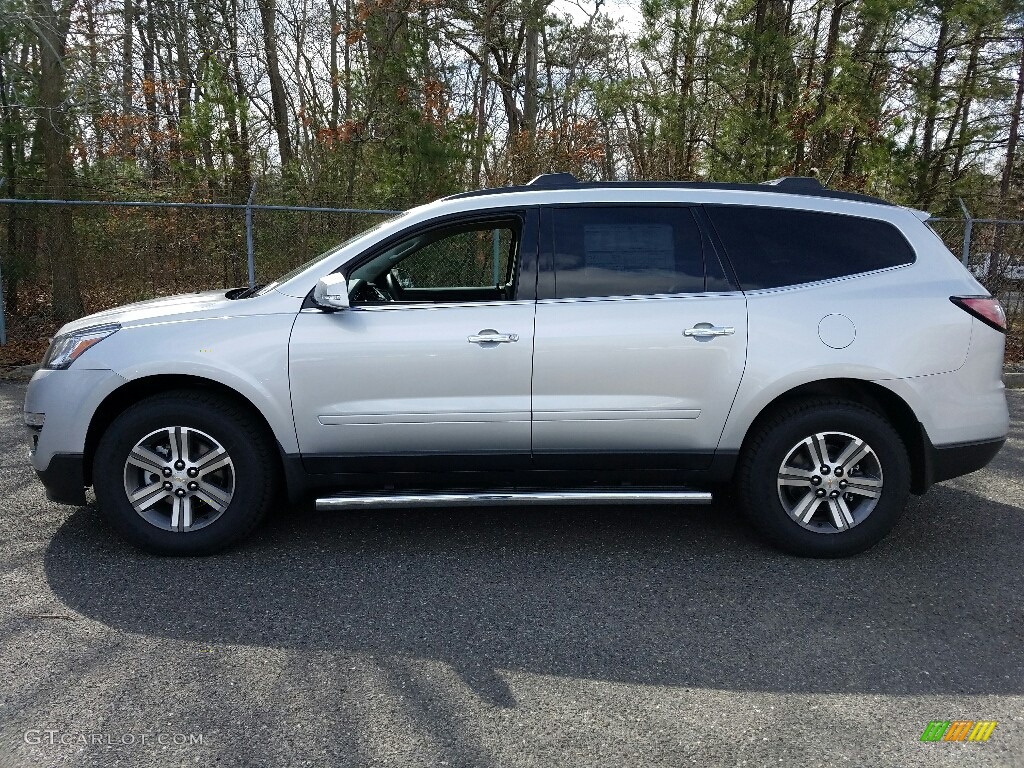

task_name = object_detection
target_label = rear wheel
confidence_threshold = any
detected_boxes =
[737,399,910,557]
[93,390,277,555]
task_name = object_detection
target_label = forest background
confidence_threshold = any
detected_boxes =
[3,0,1024,363]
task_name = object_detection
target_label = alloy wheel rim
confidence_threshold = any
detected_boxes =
[776,431,883,533]
[122,426,235,532]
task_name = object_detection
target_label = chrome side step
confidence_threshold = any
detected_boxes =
[315,489,713,511]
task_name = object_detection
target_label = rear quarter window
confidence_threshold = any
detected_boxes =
[705,206,915,290]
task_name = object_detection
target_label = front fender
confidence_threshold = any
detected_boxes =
[85,314,300,453]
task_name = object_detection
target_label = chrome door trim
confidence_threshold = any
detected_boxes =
[316,489,713,510]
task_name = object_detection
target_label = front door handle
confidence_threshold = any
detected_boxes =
[468,330,519,344]
[684,324,735,338]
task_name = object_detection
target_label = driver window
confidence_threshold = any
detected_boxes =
[349,220,520,305]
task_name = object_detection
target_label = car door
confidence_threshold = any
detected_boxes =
[531,204,747,469]
[289,210,538,472]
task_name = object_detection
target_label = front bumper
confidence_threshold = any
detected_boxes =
[35,453,87,505]
[24,367,126,504]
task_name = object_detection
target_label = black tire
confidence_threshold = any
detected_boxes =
[736,398,910,557]
[93,390,278,555]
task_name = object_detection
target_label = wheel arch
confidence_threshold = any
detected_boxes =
[736,378,929,494]
[83,374,289,491]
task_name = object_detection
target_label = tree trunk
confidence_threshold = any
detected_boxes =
[744,0,768,108]
[665,2,681,177]
[140,0,160,178]
[794,3,822,173]
[991,34,1024,279]
[523,9,539,176]
[344,0,352,120]
[808,0,849,171]
[83,0,105,160]
[472,52,490,188]
[30,0,83,323]
[329,0,340,131]
[172,10,194,170]
[840,10,884,179]
[933,29,980,191]
[915,5,950,205]
[1,57,27,315]
[257,0,293,165]
[1000,36,1024,200]
[678,0,701,177]
[227,0,251,193]
[121,0,133,157]
[950,30,981,180]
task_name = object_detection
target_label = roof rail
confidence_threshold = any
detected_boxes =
[761,176,824,191]
[445,174,893,206]
[528,172,579,187]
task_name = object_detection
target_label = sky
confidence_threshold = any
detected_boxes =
[553,0,644,33]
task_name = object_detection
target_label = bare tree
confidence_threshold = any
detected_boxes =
[257,0,293,164]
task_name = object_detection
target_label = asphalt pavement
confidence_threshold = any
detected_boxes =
[0,380,1022,767]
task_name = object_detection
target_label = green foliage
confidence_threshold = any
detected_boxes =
[4,0,1024,324]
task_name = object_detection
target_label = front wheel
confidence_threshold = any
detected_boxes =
[737,399,910,557]
[93,390,277,555]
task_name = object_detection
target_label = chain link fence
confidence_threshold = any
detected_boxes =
[3,195,1024,355]
[392,227,512,289]
[0,194,400,348]
[927,215,1024,332]
[0,202,511,340]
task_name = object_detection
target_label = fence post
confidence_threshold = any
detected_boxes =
[958,198,972,267]
[245,181,257,290]
[0,177,6,345]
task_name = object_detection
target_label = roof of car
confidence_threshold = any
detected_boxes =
[444,173,895,207]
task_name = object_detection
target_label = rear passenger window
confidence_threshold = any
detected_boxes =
[705,206,915,290]
[551,207,705,298]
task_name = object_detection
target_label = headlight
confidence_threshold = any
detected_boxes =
[41,323,121,370]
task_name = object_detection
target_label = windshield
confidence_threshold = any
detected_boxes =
[255,214,403,295]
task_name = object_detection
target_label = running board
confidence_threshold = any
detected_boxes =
[315,489,713,511]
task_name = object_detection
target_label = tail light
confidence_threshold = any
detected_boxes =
[950,296,1007,333]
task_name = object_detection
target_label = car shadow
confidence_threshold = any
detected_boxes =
[43,485,1024,700]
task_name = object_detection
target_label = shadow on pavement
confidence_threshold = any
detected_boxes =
[43,484,1024,700]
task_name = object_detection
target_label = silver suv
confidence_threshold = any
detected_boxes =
[24,175,1009,557]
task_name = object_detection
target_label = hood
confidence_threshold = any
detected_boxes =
[58,290,242,335]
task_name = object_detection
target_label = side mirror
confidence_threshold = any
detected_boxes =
[313,273,350,310]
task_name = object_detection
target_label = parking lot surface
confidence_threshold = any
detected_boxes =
[1,380,1022,767]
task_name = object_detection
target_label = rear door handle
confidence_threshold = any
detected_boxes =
[684,325,735,338]
[468,330,519,344]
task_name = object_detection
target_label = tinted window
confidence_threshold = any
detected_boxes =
[551,207,705,298]
[705,206,915,290]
